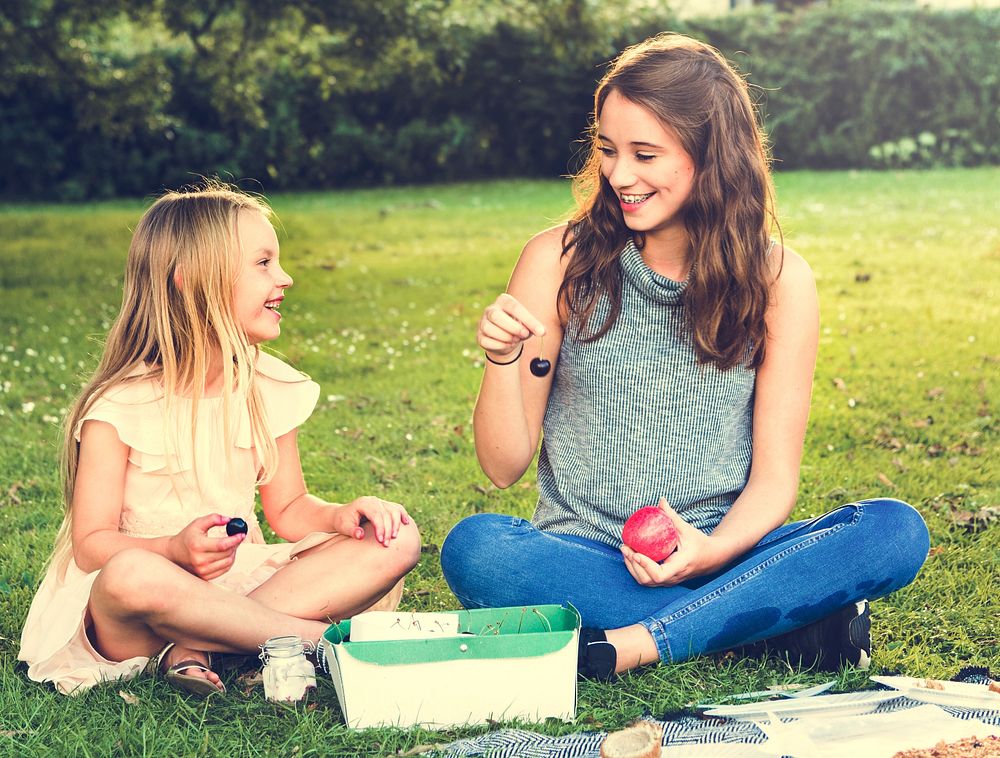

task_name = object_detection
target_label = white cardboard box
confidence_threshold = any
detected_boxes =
[321,604,580,729]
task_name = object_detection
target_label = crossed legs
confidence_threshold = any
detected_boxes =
[442,500,929,674]
[88,521,421,687]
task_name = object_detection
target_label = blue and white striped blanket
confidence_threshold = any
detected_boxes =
[437,694,1000,757]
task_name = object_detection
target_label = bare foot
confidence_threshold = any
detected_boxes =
[161,644,225,693]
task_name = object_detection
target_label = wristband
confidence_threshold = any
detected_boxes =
[484,345,524,366]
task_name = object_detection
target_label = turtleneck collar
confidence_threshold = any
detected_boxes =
[619,238,687,306]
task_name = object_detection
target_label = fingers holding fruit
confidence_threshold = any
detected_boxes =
[478,293,546,359]
[168,513,245,579]
[620,499,719,587]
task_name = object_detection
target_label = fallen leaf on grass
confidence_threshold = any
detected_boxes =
[238,670,263,688]
[950,441,983,457]
[949,507,1000,532]
[928,546,945,557]
[873,429,904,451]
[926,387,945,399]
[877,472,897,488]
[118,690,140,705]
[3,481,35,507]
[833,377,847,391]
[892,457,907,471]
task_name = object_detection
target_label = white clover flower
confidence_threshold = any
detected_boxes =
[22,401,35,413]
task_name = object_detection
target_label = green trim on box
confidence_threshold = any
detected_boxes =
[322,605,580,666]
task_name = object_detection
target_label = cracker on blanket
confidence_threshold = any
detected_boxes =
[892,735,1000,758]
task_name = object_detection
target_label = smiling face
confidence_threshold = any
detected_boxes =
[232,209,292,345]
[598,89,696,240]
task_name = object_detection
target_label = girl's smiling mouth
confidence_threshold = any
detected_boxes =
[264,297,283,317]
[620,192,655,212]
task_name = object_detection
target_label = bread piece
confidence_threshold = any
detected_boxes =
[600,722,662,758]
[922,678,946,691]
[988,680,1000,695]
[892,734,1000,757]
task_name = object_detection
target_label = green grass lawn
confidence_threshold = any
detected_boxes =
[1,169,998,755]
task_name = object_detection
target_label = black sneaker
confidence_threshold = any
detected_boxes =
[768,600,871,671]
[578,628,617,681]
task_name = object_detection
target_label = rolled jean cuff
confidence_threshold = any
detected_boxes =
[640,616,674,664]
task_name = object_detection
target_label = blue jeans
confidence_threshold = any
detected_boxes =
[440,499,929,663]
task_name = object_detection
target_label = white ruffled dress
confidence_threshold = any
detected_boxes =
[18,353,381,695]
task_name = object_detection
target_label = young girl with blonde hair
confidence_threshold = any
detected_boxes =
[19,183,420,695]
[442,33,929,679]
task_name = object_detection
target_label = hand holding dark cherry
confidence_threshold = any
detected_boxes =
[477,293,548,370]
[226,517,248,536]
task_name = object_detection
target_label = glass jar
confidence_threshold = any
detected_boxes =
[259,635,317,703]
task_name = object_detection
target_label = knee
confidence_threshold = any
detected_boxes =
[92,549,180,615]
[863,498,930,576]
[390,519,421,577]
[440,513,509,584]
[362,519,421,585]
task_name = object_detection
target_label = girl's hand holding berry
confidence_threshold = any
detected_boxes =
[167,513,246,581]
[478,293,547,364]
[619,500,728,587]
[331,496,412,547]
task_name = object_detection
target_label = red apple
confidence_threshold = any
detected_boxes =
[621,506,679,562]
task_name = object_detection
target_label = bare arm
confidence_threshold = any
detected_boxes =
[259,430,411,546]
[473,225,568,487]
[72,420,243,578]
[708,247,820,559]
[622,247,820,585]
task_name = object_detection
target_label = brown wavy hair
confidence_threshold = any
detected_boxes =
[559,33,780,371]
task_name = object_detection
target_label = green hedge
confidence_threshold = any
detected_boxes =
[1,4,997,199]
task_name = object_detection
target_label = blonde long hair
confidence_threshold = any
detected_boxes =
[51,182,280,573]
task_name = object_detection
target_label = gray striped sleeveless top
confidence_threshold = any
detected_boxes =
[532,239,756,545]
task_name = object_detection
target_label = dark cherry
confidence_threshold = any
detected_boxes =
[226,517,249,536]
[529,358,551,377]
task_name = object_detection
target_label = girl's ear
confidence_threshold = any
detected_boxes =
[172,267,183,290]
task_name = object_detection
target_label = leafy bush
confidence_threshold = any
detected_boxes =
[1,2,997,198]
[694,6,1000,169]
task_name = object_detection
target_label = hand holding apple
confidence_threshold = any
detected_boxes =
[621,505,679,562]
[620,499,734,587]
